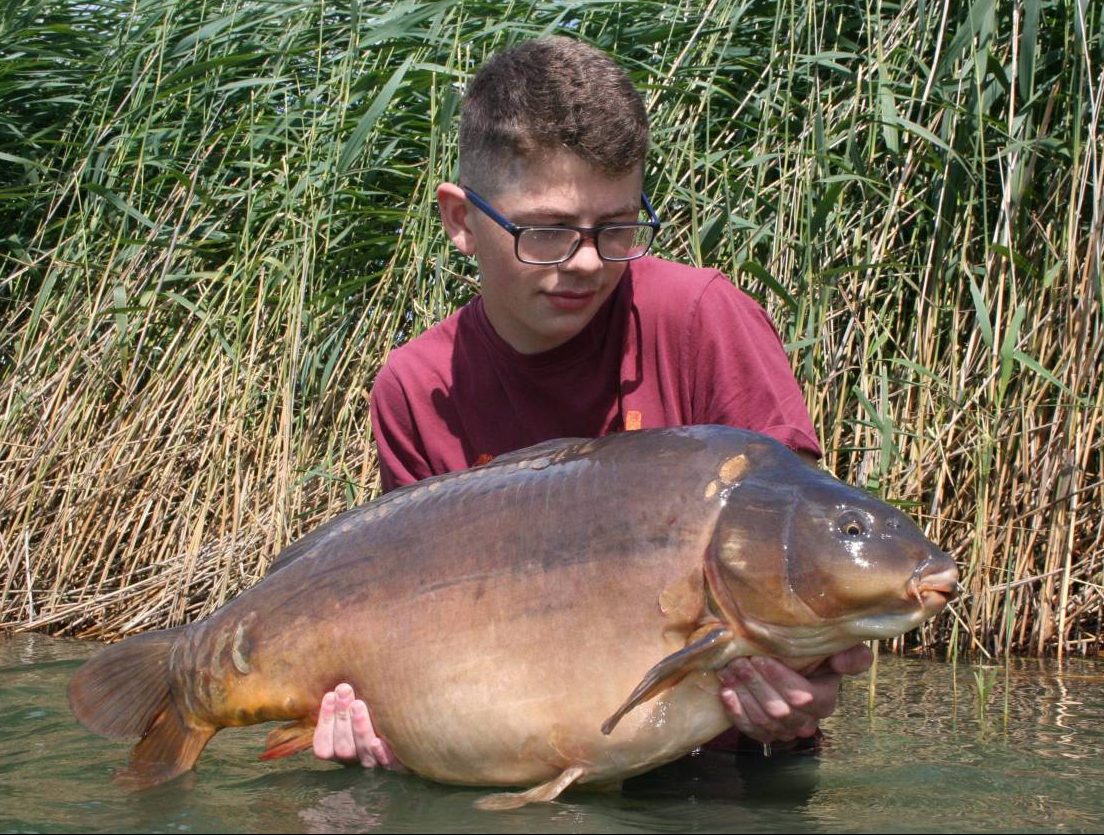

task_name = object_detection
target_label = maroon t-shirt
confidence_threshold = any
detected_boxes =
[370,256,821,492]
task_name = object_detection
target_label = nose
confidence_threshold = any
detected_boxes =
[560,233,604,273]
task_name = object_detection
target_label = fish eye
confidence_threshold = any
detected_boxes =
[837,511,868,538]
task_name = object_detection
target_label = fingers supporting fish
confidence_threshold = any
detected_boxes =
[331,685,362,763]
[824,643,875,677]
[313,684,403,770]
[357,702,405,772]
[720,685,797,743]
[718,657,834,744]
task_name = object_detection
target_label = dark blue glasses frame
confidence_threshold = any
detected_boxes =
[462,187,661,265]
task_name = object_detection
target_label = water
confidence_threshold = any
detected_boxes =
[3,633,1103,833]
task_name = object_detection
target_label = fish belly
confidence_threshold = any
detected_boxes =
[351,562,729,786]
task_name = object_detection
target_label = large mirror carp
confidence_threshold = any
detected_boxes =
[69,426,957,809]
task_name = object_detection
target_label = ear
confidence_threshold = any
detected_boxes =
[437,183,476,256]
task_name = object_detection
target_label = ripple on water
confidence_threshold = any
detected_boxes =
[4,637,1104,834]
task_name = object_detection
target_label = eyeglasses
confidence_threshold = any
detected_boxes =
[462,187,661,266]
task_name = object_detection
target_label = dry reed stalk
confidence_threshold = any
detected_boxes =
[0,0,1100,657]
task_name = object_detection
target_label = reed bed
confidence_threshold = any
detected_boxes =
[1,0,1100,657]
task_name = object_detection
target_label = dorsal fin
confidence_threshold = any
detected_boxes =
[266,437,590,574]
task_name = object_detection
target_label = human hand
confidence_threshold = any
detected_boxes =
[312,682,404,770]
[716,644,874,744]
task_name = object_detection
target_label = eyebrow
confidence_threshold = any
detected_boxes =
[514,201,642,224]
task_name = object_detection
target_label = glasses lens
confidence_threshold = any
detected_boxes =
[597,224,655,261]
[516,228,581,264]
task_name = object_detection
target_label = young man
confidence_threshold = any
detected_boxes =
[312,36,872,770]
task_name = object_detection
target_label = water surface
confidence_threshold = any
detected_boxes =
[3,634,1103,833]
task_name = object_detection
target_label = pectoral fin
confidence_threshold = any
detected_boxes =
[601,626,735,735]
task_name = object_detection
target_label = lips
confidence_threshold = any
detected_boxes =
[543,290,596,312]
[907,562,960,610]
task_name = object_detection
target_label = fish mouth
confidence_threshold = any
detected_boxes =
[907,562,960,612]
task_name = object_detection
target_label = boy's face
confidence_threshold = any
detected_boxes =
[440,151,644,355]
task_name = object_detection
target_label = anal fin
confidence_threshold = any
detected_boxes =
[474,765,588,811]
[601,626,735,735]
[260,719,316,761]
[114,703,216,791]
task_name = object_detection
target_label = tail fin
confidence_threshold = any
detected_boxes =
[68,627,216,789]
[69,628,181,738]
[116,702,217,790]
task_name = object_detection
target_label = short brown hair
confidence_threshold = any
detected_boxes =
[459,37,649,192]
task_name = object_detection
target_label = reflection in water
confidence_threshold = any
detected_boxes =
[297,784,384,833]
[3,634,1104,833]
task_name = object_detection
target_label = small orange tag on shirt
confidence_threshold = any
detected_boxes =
[474,453,494,466]
[625,410,642,431]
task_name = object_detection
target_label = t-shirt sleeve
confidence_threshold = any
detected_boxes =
[369,362,433,492]
[688,276,822,458]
